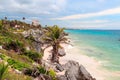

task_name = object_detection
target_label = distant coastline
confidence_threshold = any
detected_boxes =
[65,28,120,30]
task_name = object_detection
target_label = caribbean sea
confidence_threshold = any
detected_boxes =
[65,29,120,80]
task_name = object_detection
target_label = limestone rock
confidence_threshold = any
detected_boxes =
[58,48,66,57]
[34,74,52,80]
[22,29,44,53]
[57,60,96,80]
[57,75,67,80]
[55,63,64,72]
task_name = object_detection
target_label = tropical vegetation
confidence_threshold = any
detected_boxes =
[44,25,68,63]
[0,63,8,80]
[0,18,68,80]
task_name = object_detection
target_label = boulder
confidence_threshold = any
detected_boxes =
[42,60,64,72]
[63,61,80,80]
[57,60,96,80]
[58,48,66,57]
[55,63,64,72]
[34,74,52,80]
[50,48,66,57]
[79,65,96,80]
[42,60,95,80]
[57,75,67,80]
[22,29,44,53]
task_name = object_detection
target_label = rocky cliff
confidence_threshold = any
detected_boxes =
[22,29,96,80]
[42,60,96,80]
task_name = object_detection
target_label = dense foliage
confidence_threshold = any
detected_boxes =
[23,50,43,63]
[7,58,30,71]
[0,19,61,80]
[3,40,25,53]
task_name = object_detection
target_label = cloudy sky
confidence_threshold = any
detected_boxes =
[0,0,120,29]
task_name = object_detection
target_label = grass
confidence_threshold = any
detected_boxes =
[7,58,30,71]
[0,19,57,79]
[3,68,33,80]
[0,63,8,80]
[23,66,48,78]
[23,50,43,63]
[48,69,57,80]
[0,52,31,71]
[0,50,33,64]
[0,25,33,49]
[3,39,25,53]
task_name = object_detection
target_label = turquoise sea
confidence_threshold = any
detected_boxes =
[65,29,120,80]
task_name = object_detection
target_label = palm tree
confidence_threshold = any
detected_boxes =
[3,17,7,24]
[44,25,68,63]
[4,16,7,20]
[22,17,26,28]
[0,63,8,80]
[22,17,25,21]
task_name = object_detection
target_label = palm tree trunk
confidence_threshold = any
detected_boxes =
[52,45,59,63]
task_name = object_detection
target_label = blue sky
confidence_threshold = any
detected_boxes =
[0,0,120,29]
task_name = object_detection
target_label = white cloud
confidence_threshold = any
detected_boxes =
[62,19,120,29]
[0,6,2,9]
[65,21,120,29]
[75,20,109,24]
[0,0,67,14]
[51,7,120,20]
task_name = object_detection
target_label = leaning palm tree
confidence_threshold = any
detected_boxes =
[0,63,8,80]
[44,25,68,63]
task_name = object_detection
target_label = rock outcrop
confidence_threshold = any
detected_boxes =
[34,74,52,80]
[22,29,95,80]
[22,29,44,53]
[42,60,95,80]
[57,61,96,80]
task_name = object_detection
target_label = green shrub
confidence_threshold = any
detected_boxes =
[23,68,33,76]
[38,66,48,74]
[23,67,40,77]
[7,58,30,71]
[3,71,33,80]
[0,20,2,30]
[23,66,48,78]
[0,53,8,61]
[0,53,6,60]
[0,36,12,45]
[48,69,56,80]
[3,40,25,53]
[0,25,2,30]
[7,58,15,65]
[23,68,56,80]
[23,50,42,63]
[18,55,33,64]
[0,62,8,80]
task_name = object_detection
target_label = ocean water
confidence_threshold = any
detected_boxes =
[65,29,120,79]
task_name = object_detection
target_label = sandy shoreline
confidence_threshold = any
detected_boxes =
[43,44,120,80]
[60,44,107,80]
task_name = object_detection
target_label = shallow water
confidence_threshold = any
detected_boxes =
[65,29,120,80]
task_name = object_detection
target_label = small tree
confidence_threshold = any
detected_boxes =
[44,25,68,63]
[22,17,25,21]
[4,17,7,20]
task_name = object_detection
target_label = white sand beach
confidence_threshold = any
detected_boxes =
[43,44,120,80]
